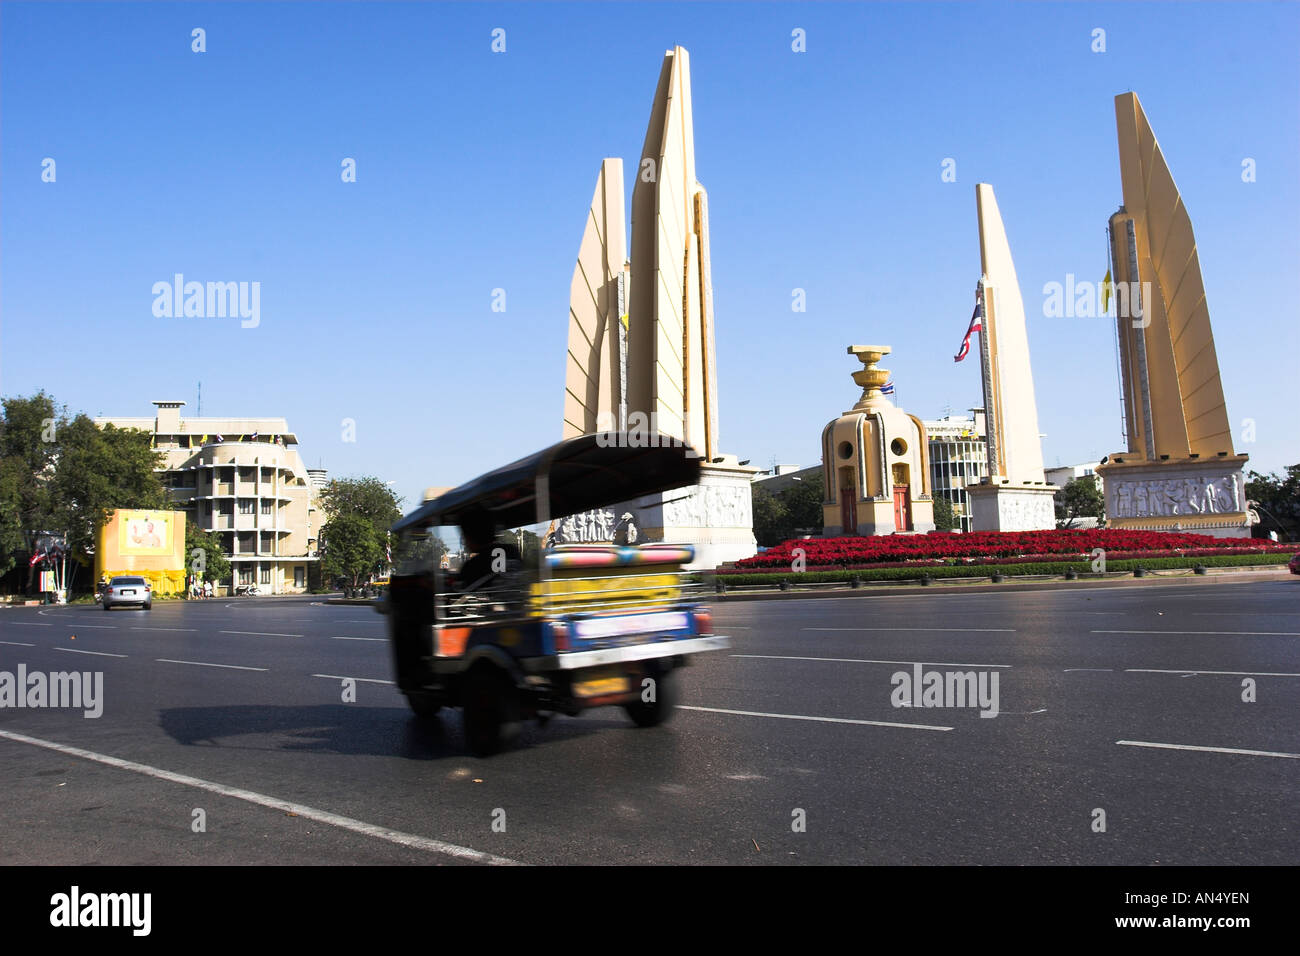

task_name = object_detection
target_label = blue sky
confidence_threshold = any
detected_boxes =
[3,1,1296,511]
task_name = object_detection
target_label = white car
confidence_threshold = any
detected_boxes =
[103,576,152,611]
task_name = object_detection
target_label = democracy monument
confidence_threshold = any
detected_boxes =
[962,183,1057,531]
[549,57,1250,554]
[1096,93,1252,538]
[560,46,758,566]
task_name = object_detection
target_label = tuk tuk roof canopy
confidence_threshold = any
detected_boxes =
[392,434,703,533]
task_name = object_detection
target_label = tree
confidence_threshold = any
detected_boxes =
[185,521,231,585]
[317,476,402,587]
[320,512,384,588]
[1,393,62,569]
[49,417,167,558]
[784,478,824,533]
[1,392,167,592]
[751,485,789,548]
[1055,476,1105,529]
[318,477,402,542]
[1246,465,1300,540]
[932,494,957,531]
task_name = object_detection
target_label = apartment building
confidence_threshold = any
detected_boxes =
[96,400,323,594]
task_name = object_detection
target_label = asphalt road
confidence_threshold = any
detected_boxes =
[1,577,1296,865]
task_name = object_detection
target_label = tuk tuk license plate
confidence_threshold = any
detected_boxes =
[573,667,630,699]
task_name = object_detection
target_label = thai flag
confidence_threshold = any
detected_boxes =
[953,299,983,363]
[880,379,895,395]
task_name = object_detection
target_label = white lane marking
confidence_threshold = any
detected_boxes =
[734,654,1011,668]
[54,647,127,658]
[219,630,303,638]
[311,673,394,685]
[1064,668,1114,672]
[676,704,952,732]
[1117,740,1300,760]
[8,622,52,627]
[0,640,36,647]
[157,659,268,672]
[65,624,116,629]
[1127,668,1300,678]
[1093,630,1300,636]
[132,627,199,632]
[0,728,523,866]
[804,627,1016,633]
[330,636,387,642]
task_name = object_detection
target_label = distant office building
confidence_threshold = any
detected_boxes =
[1045,462,1103,490]
[925,410,990,533]
[95,401,323,595]
[751,464,821,495]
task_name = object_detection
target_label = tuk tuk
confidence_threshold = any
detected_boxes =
[382,434,729,755]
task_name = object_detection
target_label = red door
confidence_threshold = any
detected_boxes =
[840,483,858,534]
[893,485,911,531]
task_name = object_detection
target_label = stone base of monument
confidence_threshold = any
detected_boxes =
[965,483,1058,532]
[1096,456,1253,539]
[551,462,758,570]
[822,497,936,537]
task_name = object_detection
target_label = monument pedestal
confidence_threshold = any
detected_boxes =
[1096,456,1252,539]
[631,461,759,569]
[551,460,758,570]
[966,483,1057,532]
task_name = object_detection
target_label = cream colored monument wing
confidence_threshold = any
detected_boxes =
[628,46,719,457]
[563,158,626,439]
[1113,92,1233,458]
[976,183,1045,483]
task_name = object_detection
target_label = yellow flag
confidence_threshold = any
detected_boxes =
[1100,270,1113,313]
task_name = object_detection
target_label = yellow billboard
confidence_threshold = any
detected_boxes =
[96,509,187,595]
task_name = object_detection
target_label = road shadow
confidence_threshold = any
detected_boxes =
[157,703,617,760]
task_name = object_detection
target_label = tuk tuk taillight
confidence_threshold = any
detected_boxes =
[553,622,571,651]
[695,609,712,635]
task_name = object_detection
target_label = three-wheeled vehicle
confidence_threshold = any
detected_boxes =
[380,434,729,755]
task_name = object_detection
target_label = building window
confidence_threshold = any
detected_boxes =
[261,500,273,515]
[239,499,255,515]
[260,566,271,585]
[294,567,305,589]
[239,566,254,585]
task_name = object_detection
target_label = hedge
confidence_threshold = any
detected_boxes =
[712,552,1291,587]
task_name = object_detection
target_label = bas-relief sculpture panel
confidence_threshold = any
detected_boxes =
[1111,474,1241,519]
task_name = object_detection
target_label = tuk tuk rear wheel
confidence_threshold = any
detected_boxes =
[462,666,521,756]
[623,668,679,728]
[405,690,442,719]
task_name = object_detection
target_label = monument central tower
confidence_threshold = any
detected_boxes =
[560,46,756,566]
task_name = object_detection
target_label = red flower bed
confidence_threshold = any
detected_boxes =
[731,530,1292,571]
